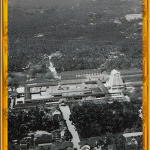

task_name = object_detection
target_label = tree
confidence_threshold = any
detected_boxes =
[8,77,19,92]
[45,72,54,79]
[29,69,36,78]
[11,78,19,91]
[69,102,141,139]
[125,144,138,150]
[8,106,60,143]
[64,129,73,141]
[19,124,29,136]
[115,134,126,150]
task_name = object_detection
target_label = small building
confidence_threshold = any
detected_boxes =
[51,108,61,119]
[17,87,25,94]
[126,137,138,145]
[123,132,142,138]
[35,139,53,146]
[52,131,62,142]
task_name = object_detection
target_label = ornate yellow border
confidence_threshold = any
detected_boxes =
[0,0,149,150]
[143,0,149,149]
[1,0,8,150]
[148,0,150,149]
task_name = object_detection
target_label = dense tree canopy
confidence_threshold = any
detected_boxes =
[69,101,142,139]
[8,106,59,143]
[8,41,142,73]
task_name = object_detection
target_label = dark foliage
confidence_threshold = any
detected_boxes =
[69,101,142,139]
[8,106,59,143]
[8,0,142,72]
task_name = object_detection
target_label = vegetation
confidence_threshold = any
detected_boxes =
[8,40,142,73]
[8,106,60,143]
[8,73,26,91]
[123,86,142,105]
[64,129,73,141]
[8,0,142,72]
[69,101,142,139]
[8,1,142,149]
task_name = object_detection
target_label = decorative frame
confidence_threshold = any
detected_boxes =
[1,0,8,150]
[0,0,149,149]
[143,0,149,149]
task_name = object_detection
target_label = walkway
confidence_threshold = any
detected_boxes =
[59,105,80,149]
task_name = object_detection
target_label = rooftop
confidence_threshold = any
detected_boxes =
[61,69,101,76]
[123,132,142,138]
[49,81,106,96]
[119,69,142,75]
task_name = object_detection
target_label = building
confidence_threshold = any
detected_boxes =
[60,69,109,82]
[105,69,124,98]
[13,69,126,108]
[21,78,110,106]
[119,69,142,76]
[50,80,108,100]
[51,108,61,116]
[60,69,101,80]
[52,131,62,142]
[51,108,61,119]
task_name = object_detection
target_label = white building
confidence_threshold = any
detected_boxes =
[105,69,124,97]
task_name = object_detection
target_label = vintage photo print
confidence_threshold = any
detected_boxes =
[8,0,143,150]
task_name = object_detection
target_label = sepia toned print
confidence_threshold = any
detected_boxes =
[0,0,149,150]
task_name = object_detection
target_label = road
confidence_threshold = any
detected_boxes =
[59,105,80,149]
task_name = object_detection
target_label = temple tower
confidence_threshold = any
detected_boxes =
[106,69,124,96]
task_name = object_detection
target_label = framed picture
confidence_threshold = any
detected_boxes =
[0,0,149,150]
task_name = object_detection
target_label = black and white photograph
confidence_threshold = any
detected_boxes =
[8,0,143,149]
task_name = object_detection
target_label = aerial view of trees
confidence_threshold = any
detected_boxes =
[123,86,142,106]
[8,72,26,91]
[8,0,142,73]
[8,106,60,143]
[69,101,142,139]
[7,1,143,150]
[8,39,142,73]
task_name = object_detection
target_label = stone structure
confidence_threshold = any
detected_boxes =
[105,69,124,97]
